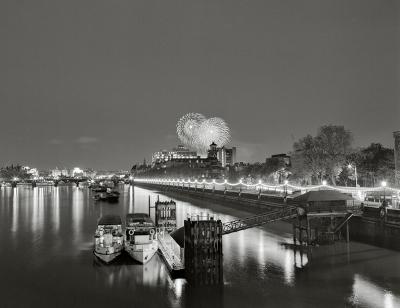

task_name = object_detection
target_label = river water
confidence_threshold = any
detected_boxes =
[0,185,399,308]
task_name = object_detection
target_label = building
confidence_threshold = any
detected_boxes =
[394,131,400,186]
[269,154,291,167]
[217,146,237,167]
[152,145,197,166]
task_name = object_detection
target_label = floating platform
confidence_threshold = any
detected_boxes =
[157,232,185,278]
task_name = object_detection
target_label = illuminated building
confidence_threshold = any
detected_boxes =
[152,145,197,166]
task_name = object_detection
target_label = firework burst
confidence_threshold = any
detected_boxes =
[176,113,231,153]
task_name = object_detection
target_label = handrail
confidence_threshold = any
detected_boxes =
[222,206,298,235]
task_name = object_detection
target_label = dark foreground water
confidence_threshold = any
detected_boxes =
[0,185,399,308]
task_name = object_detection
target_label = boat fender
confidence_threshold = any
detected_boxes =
[128,229,135,236]
[149,229,155,235]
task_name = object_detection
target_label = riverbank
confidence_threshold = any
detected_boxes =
[150,187,295,238]
[140,184,400,251]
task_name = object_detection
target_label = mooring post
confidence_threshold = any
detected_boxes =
[148,195,151,215]
[346,221,349,243]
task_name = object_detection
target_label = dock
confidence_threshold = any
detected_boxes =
[157,231,185,277]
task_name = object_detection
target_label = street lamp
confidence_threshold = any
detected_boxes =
[381,181,387,204]
[348,164,358,187]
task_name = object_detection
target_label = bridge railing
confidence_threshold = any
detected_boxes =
[222,206,298,235]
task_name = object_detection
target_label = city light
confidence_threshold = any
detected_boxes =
[133,178,400,195]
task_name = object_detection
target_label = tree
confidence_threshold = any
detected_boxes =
[0,165,30,181]
[346,143,394,187]
[316,125,353,185]
[290,125,353,185]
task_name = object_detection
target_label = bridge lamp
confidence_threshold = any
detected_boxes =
[13,177,19,182]
[322,180,327,186]
[129,176,133,180]
[381,181,388,203]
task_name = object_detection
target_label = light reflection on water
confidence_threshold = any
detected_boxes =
[351,274,400,308]
[0,185,399,307]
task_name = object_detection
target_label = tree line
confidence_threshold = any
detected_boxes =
[239,125,394,186]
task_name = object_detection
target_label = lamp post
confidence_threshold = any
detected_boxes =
[381,181,387,204]
[348,164,358,187]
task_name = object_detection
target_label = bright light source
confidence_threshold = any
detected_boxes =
[322,180,327,186]
[348,164,352,169]
[284,180,289,185]
[258,180,262,185]
[381,181,387,187]
[13,177,19,182]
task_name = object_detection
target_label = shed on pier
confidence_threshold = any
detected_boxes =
[294,190,354,213]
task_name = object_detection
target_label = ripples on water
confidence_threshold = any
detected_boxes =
[0,185,399,308]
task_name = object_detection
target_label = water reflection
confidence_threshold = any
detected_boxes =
[0,185,399,308]
[351,274,400,307]
[72,187,83,244]
[53,187,60,233]
[11,187,19,234]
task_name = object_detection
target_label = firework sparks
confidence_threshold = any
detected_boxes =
[176,113,231,153]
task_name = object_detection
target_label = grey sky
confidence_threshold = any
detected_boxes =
[0,0,398,169]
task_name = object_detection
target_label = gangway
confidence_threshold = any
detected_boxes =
[157,231,184,276]
[222,206,298,235]
[333,213,354,233]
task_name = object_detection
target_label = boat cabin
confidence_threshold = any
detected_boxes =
[125,213,156,244]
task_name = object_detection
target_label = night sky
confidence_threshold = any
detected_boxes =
[0,1,398,170]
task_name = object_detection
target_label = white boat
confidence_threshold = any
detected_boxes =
[94,215,124,263]
[125,213,158,264]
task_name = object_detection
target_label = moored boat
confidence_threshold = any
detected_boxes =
[93,189,120,202]
[94,215,124,263]
[124,213,158,264]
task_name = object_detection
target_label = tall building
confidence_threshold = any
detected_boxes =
[217,146,237,167]
[207,142,236,167]
[394,131,400,186]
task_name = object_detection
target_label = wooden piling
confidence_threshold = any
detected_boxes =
[184,218,223,286]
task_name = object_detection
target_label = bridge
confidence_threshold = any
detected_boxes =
[222,206,298,234]
[1,176,133,188]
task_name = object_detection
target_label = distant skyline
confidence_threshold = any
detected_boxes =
[0,0,399,169]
